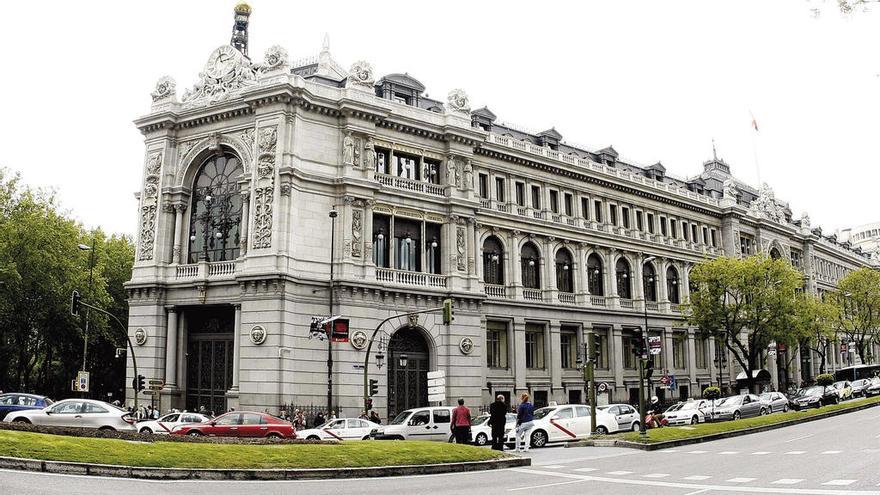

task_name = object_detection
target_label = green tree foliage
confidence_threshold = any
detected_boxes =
[685,255,803,393]
[831,268,880,364]
[816,373,834,387]
[786,294,836,375]
[0,169,133,400]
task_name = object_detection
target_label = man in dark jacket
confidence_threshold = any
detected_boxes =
[488,394,508,451]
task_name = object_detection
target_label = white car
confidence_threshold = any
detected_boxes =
[136,412,211,434]
[663,399,711,425]
[595,404,641,433]
[373,407,455,441]
[4,399,136,431]
[470,413,516,446]
[299,418,379,441]
[505,404,619,448]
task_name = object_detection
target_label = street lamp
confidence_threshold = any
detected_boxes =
[639,255,656,437]
[328,208,338,414]
[78,239,96,397]
[399,354,408,368]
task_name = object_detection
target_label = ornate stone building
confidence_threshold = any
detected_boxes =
[126,4,875,417]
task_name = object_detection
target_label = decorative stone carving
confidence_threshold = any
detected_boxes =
[252,186,274,249]
[134,328,147,346]
[182,45,258,107]
[463,160,473,191]
[342,132,354,165]
[350,330,368,350]
[258,127,278,153]
[352,209,363,258]
[363,138,376,170]
[456,226,466,271]
[353,136,362,167]
[800,212,811,229]
[446,156,459,188]
[257,155,274,178]
[446,89,471,114]
[722,179,739,200]
[143,152,162,199]
[138,204,157,261]
[150,76,177,102]
[748,183,787,224]
[239,128,255,153]
[250,325,267,345]
[280,183,292,196]
[346,60,375,91]
[252,125,278,250]
[161,202,174,213]
[261,45,289,71]
[459,337,474,355]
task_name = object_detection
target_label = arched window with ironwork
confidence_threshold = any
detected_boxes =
[555,248,573,293]
[667,266,680,304]
[482,236,504,285]
[521,242,541,289]
[188,153,244,263]
[616,258,631,299]
[587,254,603,295]
[643,262,657,302]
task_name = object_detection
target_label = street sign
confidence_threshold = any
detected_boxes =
[597,382,608,393]
[76,371,90,393]
[352,364,365,370]
[427,370,446,380]
[648,336,662,355]
[848,342,856,353]
[428,393,446,403]
[142,390,158,396]
[660,375,670,386]
[768,349,776,357]
[148,379,164,386]
[428,386,445,396]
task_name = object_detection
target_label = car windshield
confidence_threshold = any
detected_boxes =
[665,404,683,412]
[533,407,554,420]
[805,387,824,397]
[390,412,411,425]
[679,402,701,410]
[722,397,742,406]
[472,416,489,426]
[760,393,773,400]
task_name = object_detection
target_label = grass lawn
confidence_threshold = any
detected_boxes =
[617,395,880,444]
[0,431,505,469]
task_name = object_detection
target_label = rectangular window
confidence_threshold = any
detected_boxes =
[564,193,573,216]
[581,198,590,219]
[609,204,618,226]
[560,328,578,369]
[702,227,709,245]
[525,324,545,369]
[395,153,419,180]
[486,321,509,369]
[710,229,718,247]
[670,219,678,238]
[682,221,689,241]
[673,333,686,370]
[423,159,440,184]
[375,148,391,175]
[695,336,707,369]
[647,213,655,234]
[515,182,525,206]
[531,185,541,209]
[636,211,644,231]
[691,224,698,243]
[495,177,505,203]
[594,329,609,369]
[622,207,630,229]
[623,334,636,370]
[660,216,668,236]
[594,200,603,223]
[550,190,559,214]
[478,174,489,199]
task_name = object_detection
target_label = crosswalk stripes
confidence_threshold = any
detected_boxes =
[682,475,711,481]
[641,473,670,478]
[572,468,597,473]
[823,480,857,486]
[772,479,804,485]
[606,471,633,475]
[726,478,757,483]
[784,451,806,455]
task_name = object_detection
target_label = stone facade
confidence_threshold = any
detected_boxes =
[126,7,876,418]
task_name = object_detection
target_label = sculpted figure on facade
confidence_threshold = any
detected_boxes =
[151,76,177,102]
[456,226,466,272]
[363,137,376,170]
[463,160,473,191]
[260,45,289,72]
[748,183,787,224]
[182,45,258,107]
[252,125,278,249]
[446,89,471,114]
[258,127,278,153]
[346,60,375,91]
[143,152,162,199]
[351,209,363,258]
[138,204,157,261]
[722,179,739,201]
[342,132,355,165]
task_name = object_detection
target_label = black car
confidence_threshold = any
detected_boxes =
[788,386,838,410]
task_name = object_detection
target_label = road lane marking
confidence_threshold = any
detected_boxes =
[719,451,739,455]
[785,451,806,455]
[683,476,711,481]
[822,480,856,486]
[607,471,633,475]
[783,433,814,443]
[727,478,757,483]
[643,473,670,478]
[751,451,771,455]
[682,490,709,495]
[687,450,708,454]
[507,479,585,491]
[821,450,842,454]
[573,468,597,472]
[541,465,564,469]
[773,479,805,485]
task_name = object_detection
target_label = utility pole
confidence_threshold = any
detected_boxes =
[78,239,96,398]
[328,208,338,415]
[586,334,597,435]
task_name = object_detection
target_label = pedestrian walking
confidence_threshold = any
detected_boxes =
[451,398,472,444]
[358,410,369,420]
[514,393,535,453]
[369,410,381,424]
[488,394,508,451]
[329,410,337,421]
[313,411,326,427]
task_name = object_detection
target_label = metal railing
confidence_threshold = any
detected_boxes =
[376,268,447,288]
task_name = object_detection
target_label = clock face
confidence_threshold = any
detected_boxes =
[205,45,240,79]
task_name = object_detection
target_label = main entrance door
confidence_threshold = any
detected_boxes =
[185,307,234,415]
[388,326,429,419]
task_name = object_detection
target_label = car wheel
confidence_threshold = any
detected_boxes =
[596,425,609,435]
[475,433,488,446]
[760,408,768,416]
[98,426,115,432]
[139,427,153,434]
[266,432,283,439]
[690,416,699,425]
[307,435,321,441]
[362,435,371,441]
[782,404,788,413]
[12,418,30,424]
[188,430,203,437]
[733,411,741,421]
[630,421,640,432]
[530,430,548,448]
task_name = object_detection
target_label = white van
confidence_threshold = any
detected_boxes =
[372,406,455,441]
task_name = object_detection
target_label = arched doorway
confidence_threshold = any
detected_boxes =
[388,326,430,418]
[185,306,234,415]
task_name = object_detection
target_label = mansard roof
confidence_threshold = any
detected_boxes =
[472,107,497,121]
[376,73,426,92]
[597,146,619,157]
[537,127,563,140]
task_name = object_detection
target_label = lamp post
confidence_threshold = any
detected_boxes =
[78,239,96,397]
[638,255,656,437]
[328,208,338,414]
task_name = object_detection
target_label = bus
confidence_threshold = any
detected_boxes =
[834,365,880,382]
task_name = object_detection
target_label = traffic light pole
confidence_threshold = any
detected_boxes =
[585,335,597,435]
[77,300,139,413]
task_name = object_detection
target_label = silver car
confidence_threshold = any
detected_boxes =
[664,400,711,425]
[760,392,789,413]
[710,394,767,421]
[4,399,136,431]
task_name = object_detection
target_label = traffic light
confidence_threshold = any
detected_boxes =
[71,290,81,316]
[366,398,373,410]
[592,333,601,363]
[133,374,145,392]
[442,298,454,325]
[369,378,379,397]
[645,358,655,380]
[632,335,645,357]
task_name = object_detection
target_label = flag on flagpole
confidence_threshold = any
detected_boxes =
[750,111,759,132]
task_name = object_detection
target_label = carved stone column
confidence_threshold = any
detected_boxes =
[606,250,619,309]
[658,258,670,312]
[575,243,587,304]
[687,328,697,384]
[510,230,522,299]
[230,304,241,391]
[172,204,187,264]
[680,262,691,305]
[165,308,178,388]
[239,190,250,256]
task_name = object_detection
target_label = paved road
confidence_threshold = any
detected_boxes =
[4,405,880,494]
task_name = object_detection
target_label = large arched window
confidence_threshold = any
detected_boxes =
[587,254,603,295]
[555,248,574,293]
[616,258,632,299]
[667,266,680,304]
[643,263,657,302]
[482,236,504,285]
[521,242,541,289]
[188,153,243,263]
[769,247,782,260]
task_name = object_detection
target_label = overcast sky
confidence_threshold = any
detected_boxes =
[2,0,878,236]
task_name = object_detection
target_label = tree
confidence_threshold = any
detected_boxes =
[785,294,836,377]
[832,268,880,364]
[810,0,878,15]
[685,255,803,393]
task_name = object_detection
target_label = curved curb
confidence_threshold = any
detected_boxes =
[0,455,530,480]
[567,398,880,451]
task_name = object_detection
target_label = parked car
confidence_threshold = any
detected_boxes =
[760,392,789,413]
[710,394,767,421]
[136,412,211,434]
[664,399,711,425]
[850,378,873,398]
[3,398,135,431]
[504,404,617,447]
[298,417,379,441]
[171,411,296,438]
[0,393,53,422]
[373,407,454,441]
[863,377,880,397]
[788,386,839,410]
[470,413,516,446]
[594,404,640,433]
[831,381,854,401]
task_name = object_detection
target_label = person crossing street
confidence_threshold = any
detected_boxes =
[450,398,472,444]
[488,394,507,451]
[514,393,534,452]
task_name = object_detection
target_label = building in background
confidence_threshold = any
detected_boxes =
[838,222,880,261]
[126,3,876,418]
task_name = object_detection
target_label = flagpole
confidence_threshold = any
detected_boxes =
[749,110,761,184]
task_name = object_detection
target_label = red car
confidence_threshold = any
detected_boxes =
[171,411,296,439]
